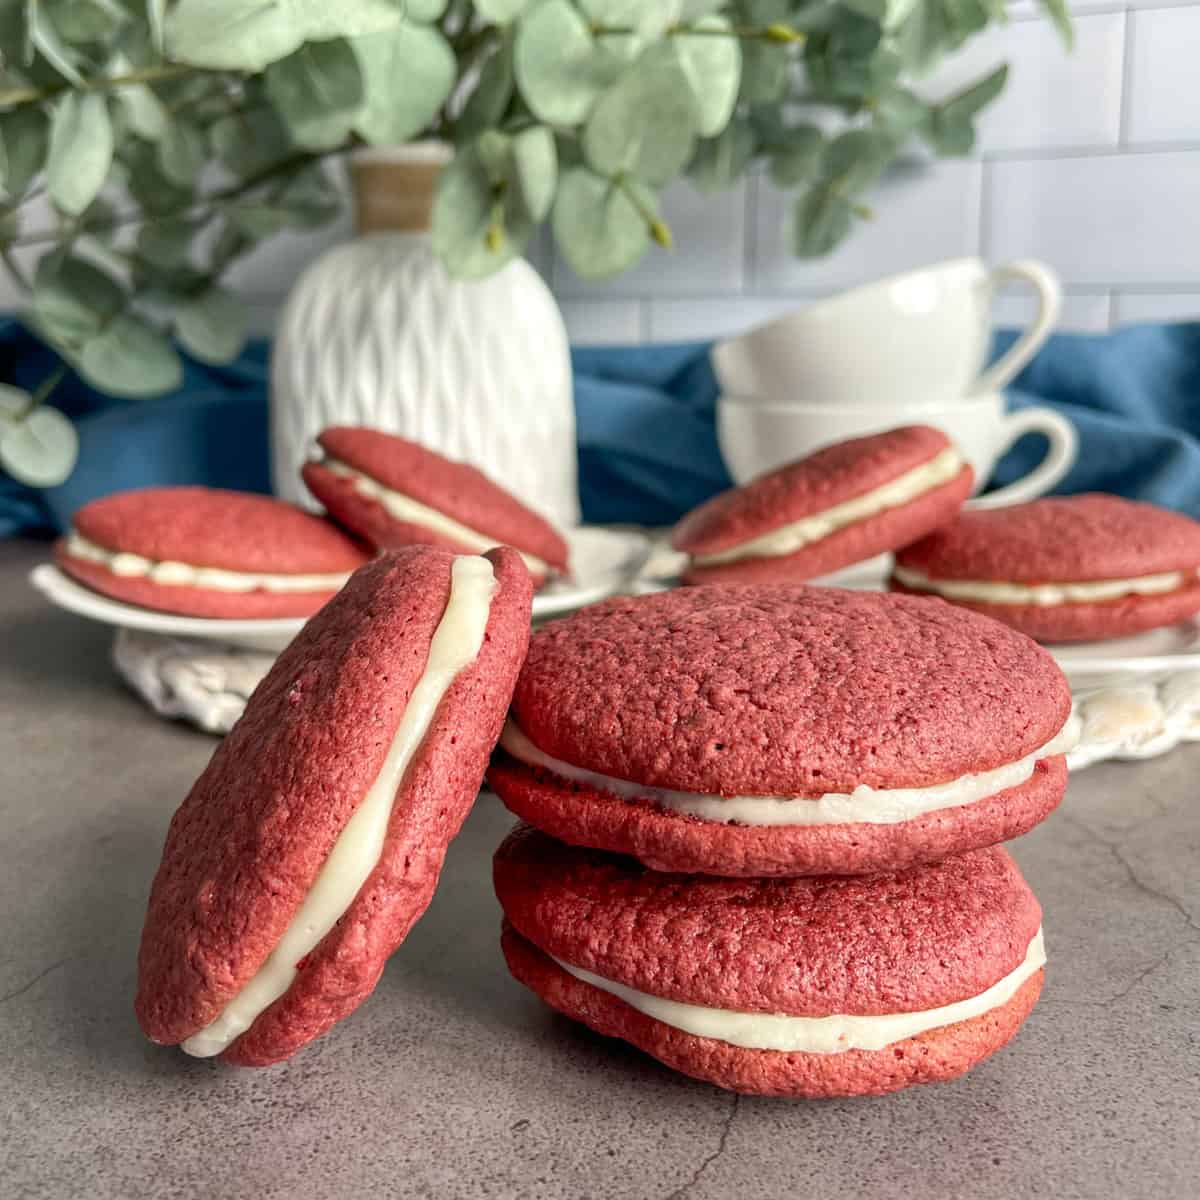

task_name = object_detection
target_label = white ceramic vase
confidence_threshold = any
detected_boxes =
[271,145,579,528]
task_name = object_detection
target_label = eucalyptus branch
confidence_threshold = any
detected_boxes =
[612,174,672,249]
[591,22,804,44]
[10,150,326,249]
[0,63,199,110]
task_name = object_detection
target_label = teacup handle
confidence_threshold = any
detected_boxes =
[973,259,1062,395]
[966,407,1079,509]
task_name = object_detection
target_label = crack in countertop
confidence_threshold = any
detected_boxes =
[0,957,71,1006]
[664,1093,739,1200]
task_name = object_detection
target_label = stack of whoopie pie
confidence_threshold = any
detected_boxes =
[489,584,1078,1097]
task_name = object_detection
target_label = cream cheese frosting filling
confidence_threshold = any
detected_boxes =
[322,457,552,576]
[500,716,1078,828]
[552,927,1045,1054]
[181,555,496,1058]
[691,447,964,567]
[64,531,352,594]
[893,563,1197,607]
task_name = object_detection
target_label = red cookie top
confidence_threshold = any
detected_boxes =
[672,425,964,556]
[495,826,1041,1016]
[896,493,1200,583]
[72,486,367,573]
[315,427,569,572]
[136,545,532,1046]
[509,585,1071,795]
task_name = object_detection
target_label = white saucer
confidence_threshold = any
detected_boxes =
[31,526,652,652]
[1046,619,1200,682]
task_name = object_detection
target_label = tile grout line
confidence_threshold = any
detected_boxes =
[1118,7,1137,148]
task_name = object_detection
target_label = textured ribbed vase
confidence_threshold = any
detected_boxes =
[270,148,578,527]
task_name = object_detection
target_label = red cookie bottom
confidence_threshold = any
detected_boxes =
[681,466,973,586]
[487,753,1067,878]
[502,924,1043,1098]
[889,578,1200,643]
[56,545,341,619]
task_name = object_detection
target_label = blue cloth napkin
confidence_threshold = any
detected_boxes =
[3,318,1200,537]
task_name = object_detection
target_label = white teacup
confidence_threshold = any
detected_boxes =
[716,393,1077,508]
[713,257,1062,406]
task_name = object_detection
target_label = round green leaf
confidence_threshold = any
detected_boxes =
[689,118,755,193]
[0,406,79,487]
[823,128,895,196]
[514,0,622,126]
[117,82,169,142]
[767,124,824,187]
[0,109,49,197]
[670,16,741,137]
[432,146,532,279]
[266,39,364,150]
[78,315,183,397]
[512,126,556,221]
[474,0,530,18]
[137,220,197,269]
[552,166,650,278]
[46,93,113,216]
[33,256,125,348]
[175,287,249,364]
[407,0,449,17]
[738,40,788,104]
[352,23,455,146]
[157,118,207,187]
[456,36,515,141]
[792,187,853,257]
[579,0,681,37]
[583,49,697,186]
[212,106,294,177]
[166,0,404,72]
[0,383,29,421]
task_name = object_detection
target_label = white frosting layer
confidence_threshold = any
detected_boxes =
[893,563,1193,607]
[554,927,1045,1054]
[181,555,497,1058]
[499,716,1078,827]
[65,531,352,594]
[692,447,963,566]
[323,457,551,576]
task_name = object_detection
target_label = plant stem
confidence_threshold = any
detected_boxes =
[591,22,805,44]
[0,244,31,294]
[0,63,198,110]
[10,150,324,249]
[612,174,672,249]
[14,361,69,422]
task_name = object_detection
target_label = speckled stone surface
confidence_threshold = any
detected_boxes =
[2,537,1198,1200]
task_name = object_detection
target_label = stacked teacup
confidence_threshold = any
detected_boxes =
[489,579,1077,1098]
[713,257,1076,553]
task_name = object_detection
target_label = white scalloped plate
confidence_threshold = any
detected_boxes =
[1046,619,1200,681]
[30,527,651,652]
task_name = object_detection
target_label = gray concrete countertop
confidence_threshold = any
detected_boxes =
[2,538,1197,1200]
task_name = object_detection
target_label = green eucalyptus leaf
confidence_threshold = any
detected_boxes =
[165,0,404,72]
[137,219,196,268]
[175,286,248,364]
[688,118,755,193]
[0,131,6,195]
[432,145,530,279]
[406,0,448,16]
[46,93,113,215]
[1039,0,1073,48]
[926,64,1006,155]
[212,106,294,176]
[792,187,852,257]
[456,35,514,140]
[874,86,931,138]
[823,128,894,196]
[117,82,168,141]
[767,123,824,186]
[512,125,556,220]
[670,16,740,138]
[157,116,207,186]
[738,40,788,104]
[476,130,511,179]
[578,0,681,38]
[0,383,28,420]
[679,0,724,15]
[583,48,697,186]
[78,313,183,396]
[266,38,363,150]
[552,165,650,278]
[0,108,47,196]
[514,0,622,126]
[45,0,128,44]
[121,137,191,213]
[147,0,167,53]
[28,3,84,84]
[352,22,455,145]
[32,254,125,347]
[0,405,78,487]
[474,0,530,18]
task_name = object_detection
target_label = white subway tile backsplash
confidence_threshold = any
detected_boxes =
[920,13,1125,153]
[992,290,1113,332]
[553,180,746,298]
[1126,9,1200,143]
[559,299,644,345]
[753,160,982,292]
[1114,291,1200,322]
[646,296,808,342]
[985,151,1200,284]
